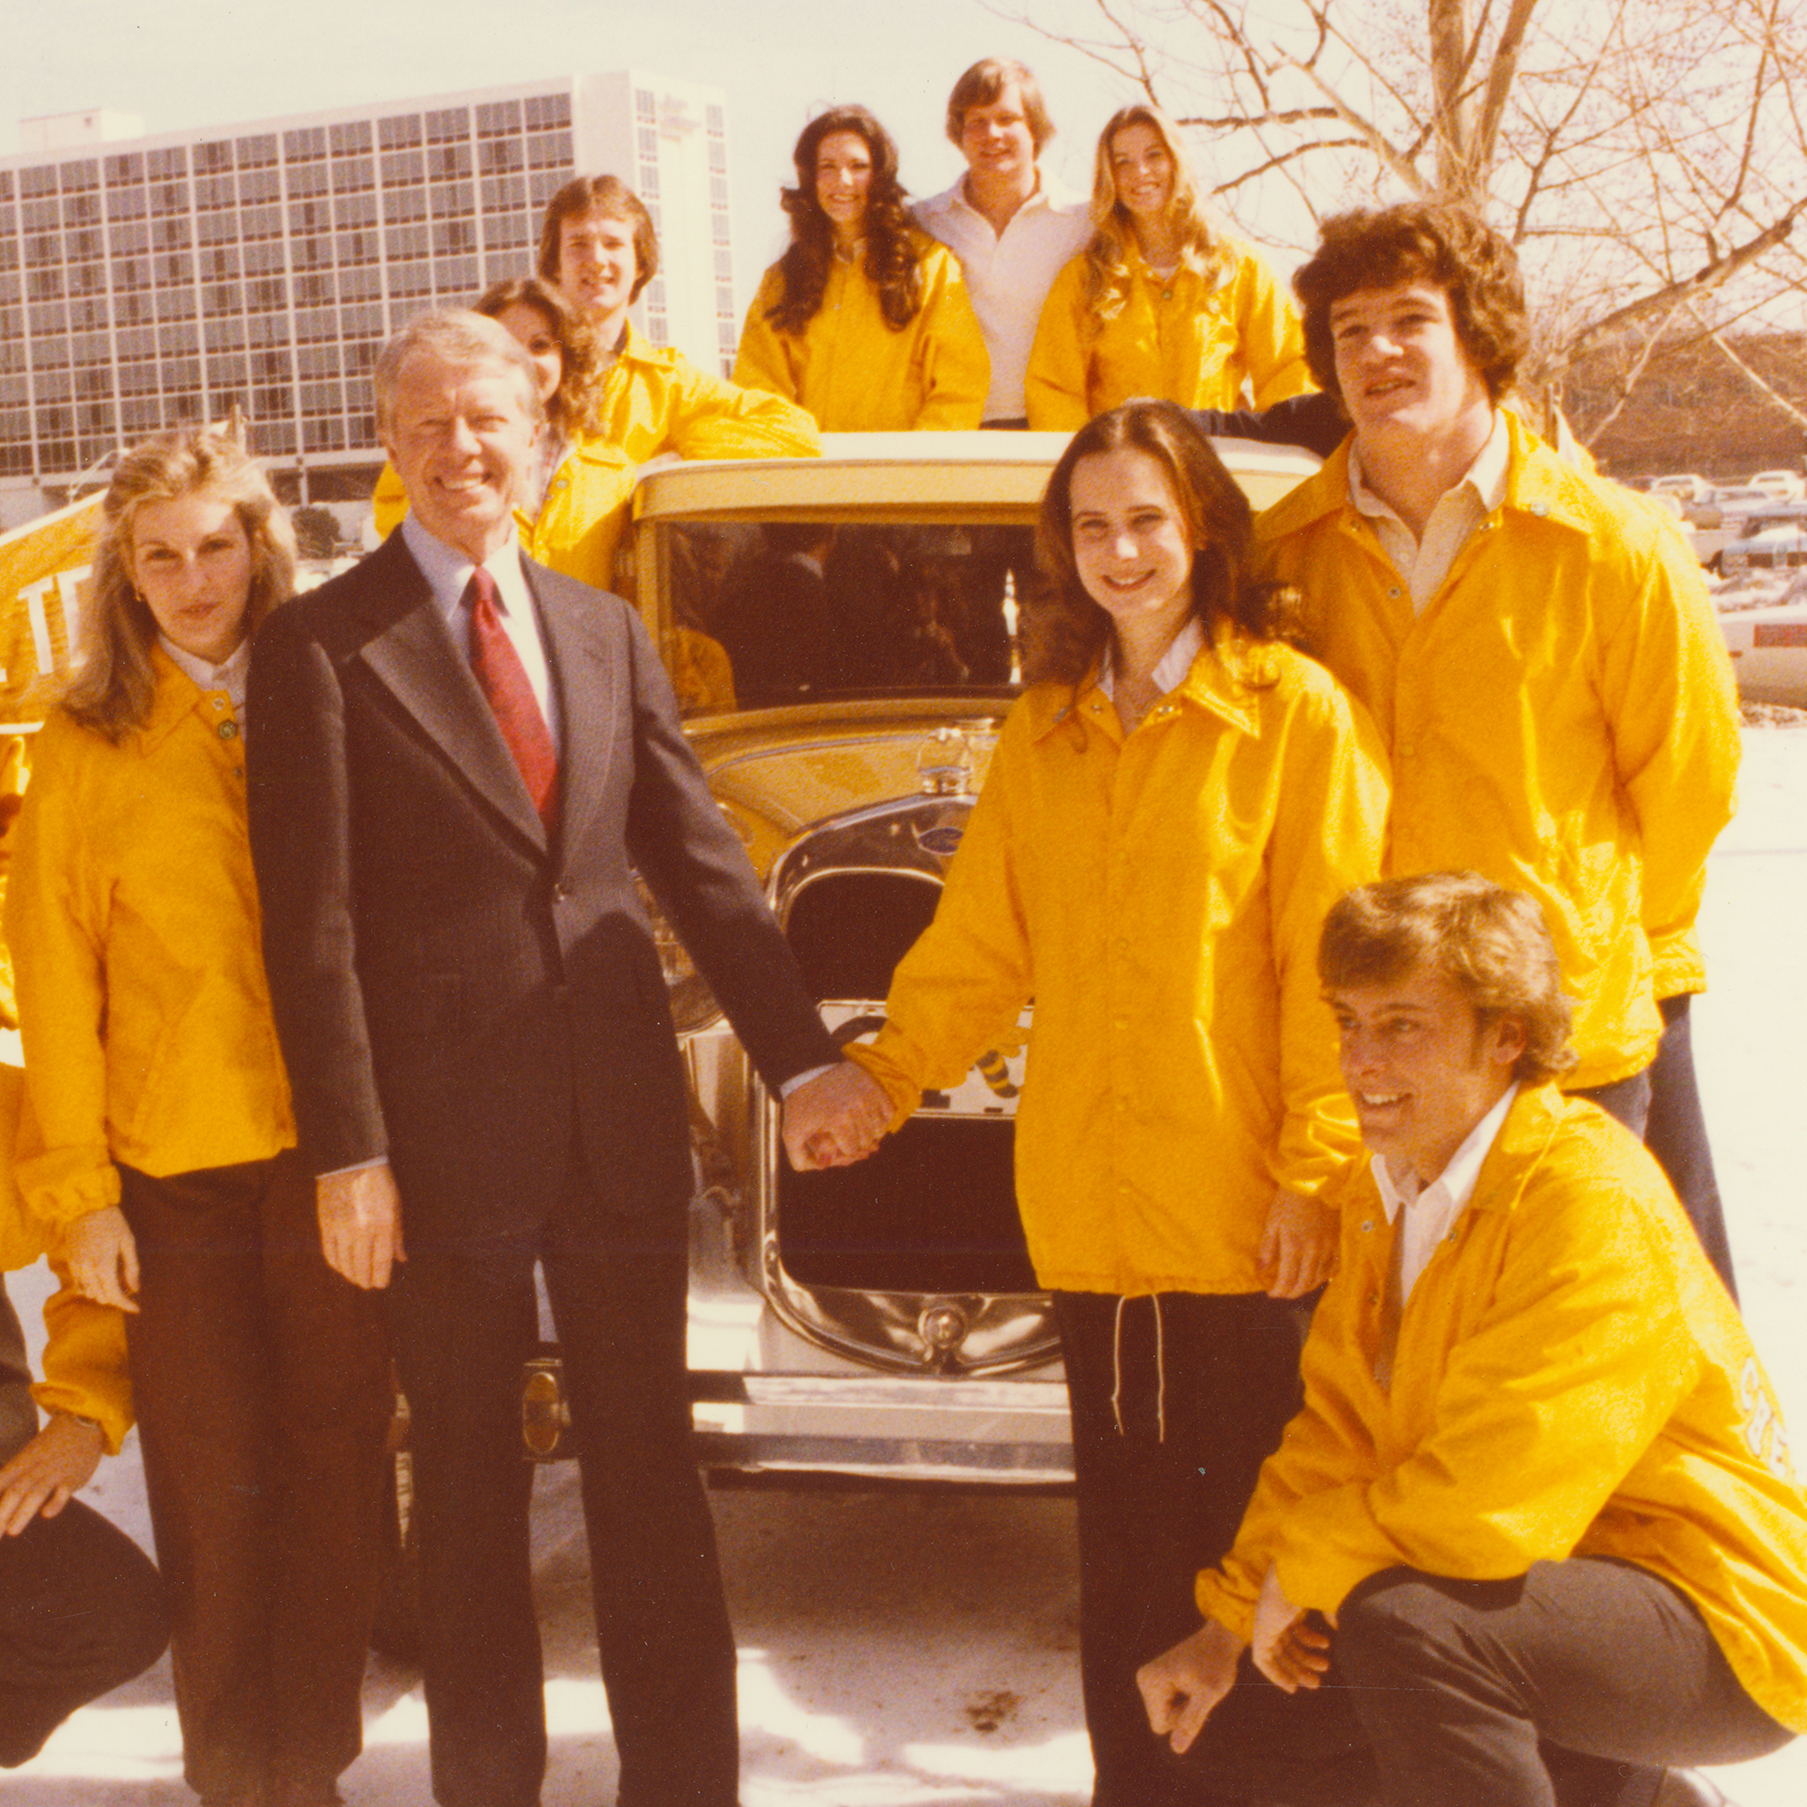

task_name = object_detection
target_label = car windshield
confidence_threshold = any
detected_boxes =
[664,519,1033,716]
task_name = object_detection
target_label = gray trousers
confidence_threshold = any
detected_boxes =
[1171,1556,1793,1806]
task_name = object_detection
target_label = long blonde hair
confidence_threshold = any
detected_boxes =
[61,426,297,741]
[1083,105,1226,320]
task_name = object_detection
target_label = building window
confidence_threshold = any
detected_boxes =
[329,120,373,156]
[382,150,426,187]
[638,163,659,200]
[426,108,469,144]
[426,143,472,180]
[524,93,571,130]
[706,104,725,138]
[19,167,55,199]
[480,175,526,214]
[282,127,326,163]
[379,114,423,150]
[478,138,523,175]
[331,156,375,193]
[237,134,278,167]
[477,100,523,136]
[526,131,571,169]
[58,159,100,192]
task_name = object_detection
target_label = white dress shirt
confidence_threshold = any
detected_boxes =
[1373,1081,1519,1305]
[1348,410,1510,613]
[159,633,253,723]
[1096,616,1205,705]
[913,174,1092,423]
[400,512,561,755]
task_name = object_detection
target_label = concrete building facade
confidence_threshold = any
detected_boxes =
[0,70,736,517]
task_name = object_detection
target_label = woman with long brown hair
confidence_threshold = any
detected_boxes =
[7,427,389,1807]
[735,105,989,431]
[1026,105,1310,430]
[803,400,1387,1805]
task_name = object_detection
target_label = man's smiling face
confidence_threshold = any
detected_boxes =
[1328,280,1493,449]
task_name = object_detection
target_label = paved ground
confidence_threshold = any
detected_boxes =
[3,726,1804,1806]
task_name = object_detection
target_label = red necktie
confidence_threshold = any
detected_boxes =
[464,567,559,834]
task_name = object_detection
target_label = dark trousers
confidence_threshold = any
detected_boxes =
[118,1153,391,1804]
[1647,995,1737,1298]
[1056,1290,1304,1807]
[0,1494,168,1767]
[1570,995,1738,1299]
[388,1151,737,1807]
[1171,1558,1793,1805]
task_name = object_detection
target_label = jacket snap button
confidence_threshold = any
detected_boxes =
[217,719,239,740]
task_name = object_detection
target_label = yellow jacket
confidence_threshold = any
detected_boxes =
[6,649,295,1228]
[1255,412,1740,1087]
[1197,1086,1807,1734]
[848,636,1389,1296]
[734,235,990,432]
[1025,239,1312,431]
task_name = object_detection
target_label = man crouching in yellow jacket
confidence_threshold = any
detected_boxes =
[1138,872,1806,1807]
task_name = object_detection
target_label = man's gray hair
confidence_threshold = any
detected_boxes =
[373,309,544,439]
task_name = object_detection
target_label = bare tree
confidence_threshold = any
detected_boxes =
[1001,0,1807,429]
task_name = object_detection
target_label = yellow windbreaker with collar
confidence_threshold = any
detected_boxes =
[846,635,1389,1297]
[1255,411,1740,1088]
[733,234,990,432]
[1024,238,1312,431]
[5,648,295,1230]
[1197,1086,1807,1734]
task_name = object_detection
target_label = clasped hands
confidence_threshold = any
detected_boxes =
[781,1059,893,1171]
[1136,1565,1332,1754]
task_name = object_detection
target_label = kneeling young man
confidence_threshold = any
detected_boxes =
[1139,873,1806,1807]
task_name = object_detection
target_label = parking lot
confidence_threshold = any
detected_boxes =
[3,724,1804,1807]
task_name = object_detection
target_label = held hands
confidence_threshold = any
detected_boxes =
[782,1061,893,1170]
[0,1412,104,1536]
[1137,1616,1244,1755]
[316,1162,406,1290]
[66,1206,140,1312]
[1251,1563,1332,1694]
[1258,1187,1337,1299]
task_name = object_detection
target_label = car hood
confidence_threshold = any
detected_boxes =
[686,694,1013,878]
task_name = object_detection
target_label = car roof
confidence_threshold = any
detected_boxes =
[634,431,1324,524]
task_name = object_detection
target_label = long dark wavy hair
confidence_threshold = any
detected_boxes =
[766,106,924,337]
[1027,399,1299,686]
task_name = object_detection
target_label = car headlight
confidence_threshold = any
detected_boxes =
[634,877,724,1035]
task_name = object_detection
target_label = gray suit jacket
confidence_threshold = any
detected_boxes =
[247,533,835,1238]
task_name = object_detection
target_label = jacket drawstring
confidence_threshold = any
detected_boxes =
[1110,1294,1167,1443]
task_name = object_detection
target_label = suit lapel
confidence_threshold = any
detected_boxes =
[533,564,621,859]
[352,535,549,854]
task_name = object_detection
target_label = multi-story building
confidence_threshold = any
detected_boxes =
[0,71,737,519]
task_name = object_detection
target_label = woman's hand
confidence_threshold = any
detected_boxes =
[65,1206,140,1312]
[1137,1617,1244,1754]
[0,1413,104,1535]
[1258,1187,1337,1298]
[782,1061,893,1170]
[1251,1563,1332,1693]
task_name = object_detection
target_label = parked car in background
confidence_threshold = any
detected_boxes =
[1721,516,1807,578]
[1748,468,1806,501]
[1650,472,1717,503]
[1715,570,1807,708]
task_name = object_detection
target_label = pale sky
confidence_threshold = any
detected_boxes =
[0,0,1149,313]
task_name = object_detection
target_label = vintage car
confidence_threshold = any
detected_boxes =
[507,431,1321,1488]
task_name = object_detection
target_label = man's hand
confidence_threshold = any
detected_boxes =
[65,1206,140,1312]
[1137,1617,1244,1755]
[782,1061,893,1170]
[0,1413,104,1535]
[317,1163,406,1290]
[1258,1187,1337,1299]
[1251,1563,1331,1693]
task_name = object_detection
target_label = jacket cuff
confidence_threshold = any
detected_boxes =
[842,1040,923,1135]
[17,1149,121,1230]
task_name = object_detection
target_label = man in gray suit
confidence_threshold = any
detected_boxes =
[248,311,875,1807]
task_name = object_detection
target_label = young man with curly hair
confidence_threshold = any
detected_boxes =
[1254,200,1742,1293]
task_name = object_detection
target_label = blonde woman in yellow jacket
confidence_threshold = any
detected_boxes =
[1025,105,1310,431]
[733,105,989,431]
[806,401,1389,1803]
[1142,873,1805,1803]
[7,428,389,1807]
